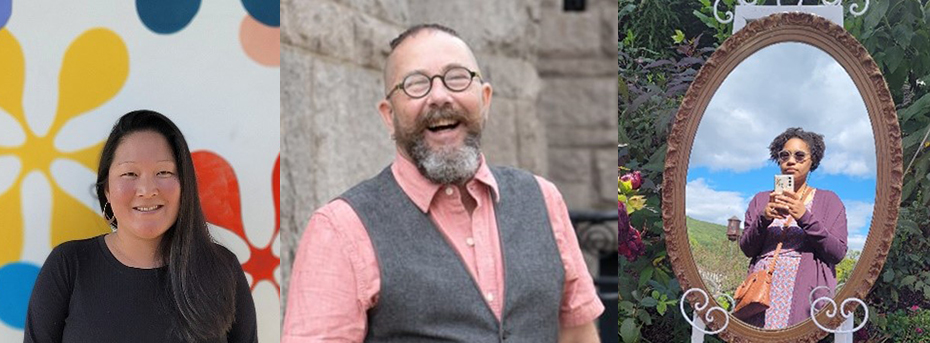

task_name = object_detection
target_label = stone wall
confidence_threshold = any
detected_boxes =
[280,0,617,307]
[537,0,620,271]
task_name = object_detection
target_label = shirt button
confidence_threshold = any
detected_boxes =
[466,237,475,246]
[485,292,494,302]
[445,187,454,196]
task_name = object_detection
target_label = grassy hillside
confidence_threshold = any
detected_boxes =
[687,216,749,297]
[686,216,731,246]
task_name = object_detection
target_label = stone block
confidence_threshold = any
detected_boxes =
[599,1,619,57]
[285,0,358,62]
[538,8,601,59]
[538,77,616,127]
[537,58,616,78]
[354,14,402,70]
[406,0,541,59]
[549,147,591,183]
[478,54,541,100]
[546,126,616,148]
[539,0,560,9]
[338,0,409,24]
[309,58,395,204]
[481,98,519,168]
[280,48,319,253]
[548,148,594,209]
[513,99,548,176]
[281,47,313,127]
[280,48,318,303]
[594,148,619,208]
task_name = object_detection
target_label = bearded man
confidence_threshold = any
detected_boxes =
[282,24,604,343]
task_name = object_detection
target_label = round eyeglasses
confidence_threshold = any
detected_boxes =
[777,150,808,163]
[386,66,481,99]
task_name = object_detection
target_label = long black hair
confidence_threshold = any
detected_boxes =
[95,110,237,341]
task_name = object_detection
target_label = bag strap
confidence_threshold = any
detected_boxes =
[767,242,783,275]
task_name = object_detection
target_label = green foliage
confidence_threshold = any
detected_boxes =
[620,42,713,343]
[620,0,714,60]
[868,201,930,312]
[835,250,861,287]
[693,0,734,45]
[850,4,930,334]
[620,2,716,340]
[847,0,930,208]
[868,307,930,341]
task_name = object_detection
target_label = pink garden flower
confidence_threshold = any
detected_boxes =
[620,171,643,190]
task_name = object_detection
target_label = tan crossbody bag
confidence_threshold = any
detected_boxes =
[732,242,782,317]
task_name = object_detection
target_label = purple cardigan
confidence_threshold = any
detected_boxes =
[736,189,848,327]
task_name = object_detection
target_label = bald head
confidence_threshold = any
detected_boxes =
[382,24,482,96]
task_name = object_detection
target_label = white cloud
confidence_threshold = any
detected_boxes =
[685,178,749,226]
[690,42,874,179]
[848,234,866,253]
[843,200,873,252]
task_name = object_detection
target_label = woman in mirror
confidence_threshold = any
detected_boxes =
[736,127,848,329]
[23,110,258,342]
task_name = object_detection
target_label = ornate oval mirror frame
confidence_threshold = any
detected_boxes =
[662,12,902,342]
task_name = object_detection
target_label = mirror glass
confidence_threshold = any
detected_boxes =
[685,42,875,329]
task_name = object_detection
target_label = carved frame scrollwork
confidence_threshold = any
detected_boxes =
[662,12,901,342]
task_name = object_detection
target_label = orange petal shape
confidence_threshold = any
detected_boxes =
[0,28,25,122]
[54,28,128,136]
[192,151,245,238]
[49,176,109,248]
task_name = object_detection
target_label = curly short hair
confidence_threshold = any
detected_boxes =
[768,127,826,172]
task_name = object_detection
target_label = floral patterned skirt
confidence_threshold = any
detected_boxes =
[747,250,802,329]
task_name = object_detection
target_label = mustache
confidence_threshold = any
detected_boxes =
[412,106,469,133]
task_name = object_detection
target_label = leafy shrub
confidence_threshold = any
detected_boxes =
[868,306,930,342]
[620,0,930,341]
[836,250,861,288]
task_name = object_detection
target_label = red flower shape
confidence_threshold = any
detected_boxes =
[193,151,280,295]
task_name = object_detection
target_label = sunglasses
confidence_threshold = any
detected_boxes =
[777,150,809,163]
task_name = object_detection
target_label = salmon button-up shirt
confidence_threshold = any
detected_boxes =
[282,153,604,342]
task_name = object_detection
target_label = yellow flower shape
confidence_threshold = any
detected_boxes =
[0,28,128,265]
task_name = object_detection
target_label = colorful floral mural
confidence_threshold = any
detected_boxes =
[0,2,278,341]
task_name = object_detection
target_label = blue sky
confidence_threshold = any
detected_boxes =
[684,42,875,252]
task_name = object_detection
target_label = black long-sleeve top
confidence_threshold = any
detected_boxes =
[23,235,257,342]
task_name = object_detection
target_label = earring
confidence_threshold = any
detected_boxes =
[103,202,116,231]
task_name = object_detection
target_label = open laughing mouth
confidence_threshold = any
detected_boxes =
[133,205,163,213]
[426,119,460,132]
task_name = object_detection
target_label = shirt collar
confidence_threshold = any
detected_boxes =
[391,150,500,213]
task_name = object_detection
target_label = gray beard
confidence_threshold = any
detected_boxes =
[408,133,481,185]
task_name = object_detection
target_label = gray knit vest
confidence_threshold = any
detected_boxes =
[340,166,564,343]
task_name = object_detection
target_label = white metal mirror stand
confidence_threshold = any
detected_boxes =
[679,288,733,343]
[809,286,868,343]
[709,0,869,32]
[677,286,867,342]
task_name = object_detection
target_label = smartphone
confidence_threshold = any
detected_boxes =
[774,174,794,194]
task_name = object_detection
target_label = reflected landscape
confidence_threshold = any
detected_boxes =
[685,42,875,329]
